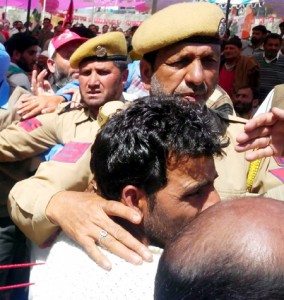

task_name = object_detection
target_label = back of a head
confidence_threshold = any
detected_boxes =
[90,96,223,200]
[4,32,38,57]
[155,197,284,300]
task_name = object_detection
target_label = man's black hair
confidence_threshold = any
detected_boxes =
[263,33,282,45]
[90,96,223,201]
[252,25,268,34]
[4,32,38,57]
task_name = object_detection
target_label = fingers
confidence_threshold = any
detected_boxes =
[235,130,271,152]
[243,112,276,133]
[92,201,153,263]
[271,107,284,120]
[245,146,274,162]
[31,70,38,95]
[78,235,112,271]
[18,100,42,119]
[37,69,48,84]
[21,106,43,119]
[97,221,153,264]
[42,80,54,95]
[100,200,142,224]
[41,106,57,114]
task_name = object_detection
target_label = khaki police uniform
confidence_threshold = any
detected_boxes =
[207,85,236,116]
[6,101,125,244]
[271,84,284,110]
[0,86,31,131]
[2,105,98,243]
[6,31,128,245]
[212,112,249,200]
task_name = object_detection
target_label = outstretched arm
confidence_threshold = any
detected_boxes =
[9,151,153,271]
[235,107,284,161]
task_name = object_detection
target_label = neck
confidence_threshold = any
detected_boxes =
[90,108,99,119]
[237,111,252,119]
[254,42,262,49]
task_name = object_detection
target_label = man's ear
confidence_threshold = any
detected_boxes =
[121,68,129,86]
[13,50,21,62]
[121,185,146,215]
[252,98,259,108]
[47,58,55,73]
[140,59,153,91]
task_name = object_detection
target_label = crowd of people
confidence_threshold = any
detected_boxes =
[1,2,284,300]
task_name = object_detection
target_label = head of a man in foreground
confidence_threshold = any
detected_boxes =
[70,31,128,117]
[155,197,284,300]
[90,96,224,247]
[132,2,226,105]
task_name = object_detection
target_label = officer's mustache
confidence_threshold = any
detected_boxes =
[174,82,208,96]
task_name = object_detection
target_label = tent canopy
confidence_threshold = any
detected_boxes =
[1,0,283,19]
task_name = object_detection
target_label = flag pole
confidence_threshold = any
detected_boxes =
[26,0,32,31]
[41,0,47,22]
[91,0,96,24]
[151,0,158,14]
[225,0,231,29]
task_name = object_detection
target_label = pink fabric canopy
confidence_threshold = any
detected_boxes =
[0,0,148,13]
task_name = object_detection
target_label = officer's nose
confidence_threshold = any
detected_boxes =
[88,71,100,86]
[184,59,204,87]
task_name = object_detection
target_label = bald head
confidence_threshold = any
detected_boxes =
[155,197,284,300]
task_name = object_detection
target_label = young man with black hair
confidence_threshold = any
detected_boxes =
[4,32,39,91]
[31,96,222,299]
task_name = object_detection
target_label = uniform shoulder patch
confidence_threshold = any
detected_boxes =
[269,167,284,183]
[51,141,91,163]
[19,118,42,132]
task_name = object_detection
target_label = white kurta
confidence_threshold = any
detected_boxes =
[29,232,162,300]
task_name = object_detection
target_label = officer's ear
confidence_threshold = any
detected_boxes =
[122,68,129,85]
[47,58,55,74]
[140,59,153,91]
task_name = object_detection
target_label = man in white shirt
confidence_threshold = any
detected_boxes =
[30,96,223,299]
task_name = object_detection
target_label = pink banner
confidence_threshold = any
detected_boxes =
[1,0,147,11]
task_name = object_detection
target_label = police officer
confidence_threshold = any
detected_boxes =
[1,32,149,286]
[7,3,284,272]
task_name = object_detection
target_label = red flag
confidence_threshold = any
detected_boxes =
[63,0,74,28]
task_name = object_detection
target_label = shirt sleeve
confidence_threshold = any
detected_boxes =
[8,143,94,245]
[0,112,61,162]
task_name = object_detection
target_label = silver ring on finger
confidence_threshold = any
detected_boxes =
[98,230,108,246]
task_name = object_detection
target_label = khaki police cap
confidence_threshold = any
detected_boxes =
[132,2,226,56]
[70,32,127,68]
